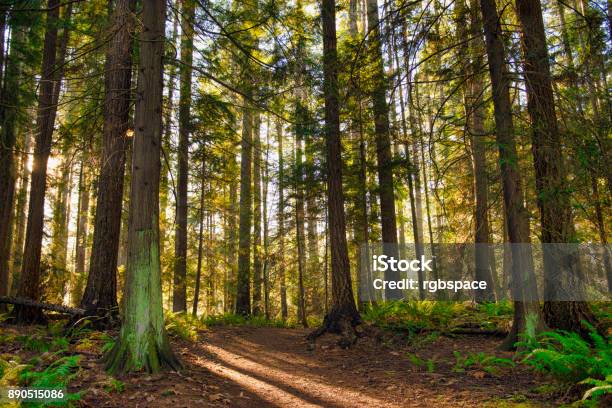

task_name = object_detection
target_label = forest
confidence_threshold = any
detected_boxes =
[0,0,610,406]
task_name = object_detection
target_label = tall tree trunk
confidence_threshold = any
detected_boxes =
[193,156,205,316]
[48,152,72,303]
[311,0,360,344]
[514,0,596,334]
[236,97,253,316]
[305,137,319,309]
[252,113,263,315]
[102,0,180,374]
[72,159,90,304]
[173,0,195,313]
[276,117,288,320]
[457,0,495,302]
[10,130,30,296]
[11,0,68,323]
[295,115,308,328]
[0,11,24,311]
[366,0,401,300]
[478,0,545,348]
[226,163,238,312]
[160,11,179,308]
[262,121,271,319]
[81,0,135,323]
[392,27,425,299]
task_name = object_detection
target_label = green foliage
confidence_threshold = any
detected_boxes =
[15,334,69,353]
[165,312,206,341]
[452,351,515,375]
[477,301,513,317]
[406,353,436,372]
[517,324,611,403]
[19,356,82,406]
[362,300,467,333]
[103,377,125,394]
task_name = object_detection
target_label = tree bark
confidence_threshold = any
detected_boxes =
[72,159,90,304]
[252,113,263,315]
[456,0,496,302]
[173,0,195,313]
[366,0,401,300]
[11,0,69,324]
[0,9,24,312]
[311,0,361,346]
[236,97,253,316]
[102,0,180,374]
[514,0,596,334]
[478,0,545,348]
[192,156,206,316]
[276,117,288,320]
[81,0,135,324]
[295,112,308,327]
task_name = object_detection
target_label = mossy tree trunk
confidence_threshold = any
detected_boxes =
[103,0,180,374]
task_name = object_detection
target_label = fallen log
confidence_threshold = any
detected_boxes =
[447,327,508,337]
[0,296,85,316]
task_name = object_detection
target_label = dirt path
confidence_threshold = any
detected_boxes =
[74,327,553,407]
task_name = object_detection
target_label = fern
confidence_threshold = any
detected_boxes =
[517,323,612,403]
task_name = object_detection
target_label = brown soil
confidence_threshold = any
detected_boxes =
[1,325,557,407]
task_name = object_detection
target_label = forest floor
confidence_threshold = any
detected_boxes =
[0,323,561,407]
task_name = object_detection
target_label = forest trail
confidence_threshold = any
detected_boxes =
[73,326,554,407]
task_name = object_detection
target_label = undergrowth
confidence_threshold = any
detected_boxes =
[517,322,611,405]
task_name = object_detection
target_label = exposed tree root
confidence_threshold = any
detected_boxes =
[65,305,120,333]
[102,331,182,375]
[307,305,362,348]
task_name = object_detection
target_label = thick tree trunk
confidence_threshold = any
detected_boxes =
[81,0,135,324]
[0,10,24,312]
[366,0,401,300]
[102,0,180,374]
[311,0,361,346]
[11,0,68,324]
[478,0,545,348]
[276,117,288,320]
[252,113,263,315]
[236,97,253,316]
[173,0,195,313]
[514,0,596,334]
